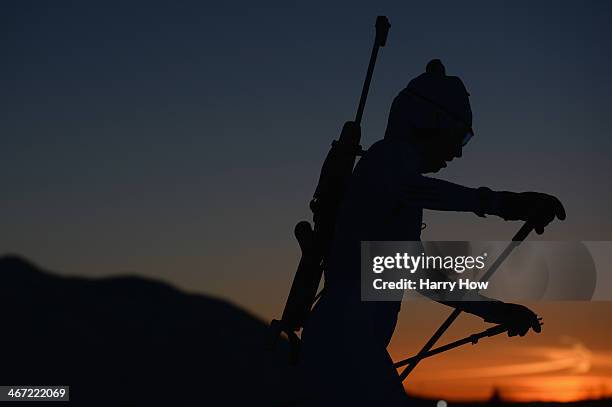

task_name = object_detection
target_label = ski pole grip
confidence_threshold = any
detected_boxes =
[375,16,390,47]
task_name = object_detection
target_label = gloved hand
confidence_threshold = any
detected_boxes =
[448,300,542,337]
[497,192,566,234]
[481,302,542,337]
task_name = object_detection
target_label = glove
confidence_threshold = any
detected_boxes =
[481,302,542,337]
[446,300,542,337]
[496,191,566,234]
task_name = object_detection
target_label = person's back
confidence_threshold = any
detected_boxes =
[325,138,424,292]
[299,140,414,406]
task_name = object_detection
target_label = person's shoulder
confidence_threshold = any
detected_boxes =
[358,139,395,168]
[355,139,419,178]
[364,139,387,155]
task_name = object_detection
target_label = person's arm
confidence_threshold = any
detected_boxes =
[409,256,542,337]
[408,252,541,336]
[398,175,494,215]
[399,175,566,233]
[398,175,563,335]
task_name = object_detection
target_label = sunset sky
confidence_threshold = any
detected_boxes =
[2,1,612,402]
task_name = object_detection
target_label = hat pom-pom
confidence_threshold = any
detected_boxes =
[426,59,446,76]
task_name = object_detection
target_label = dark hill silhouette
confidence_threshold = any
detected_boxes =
[0,255,296,406]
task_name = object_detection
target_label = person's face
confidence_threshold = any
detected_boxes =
[419,127,472,173]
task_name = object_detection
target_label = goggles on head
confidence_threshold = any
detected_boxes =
[405,88,475,146]
[462,128,474,146]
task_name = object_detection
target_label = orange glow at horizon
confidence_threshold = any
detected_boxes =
[403,374,612,403]
[388,302,612,403]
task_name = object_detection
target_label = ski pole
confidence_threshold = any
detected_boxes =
[394,324,509,368]
[398,222,534,381]
[394,316,542,369]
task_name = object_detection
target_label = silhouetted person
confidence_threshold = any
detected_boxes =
[299,59,566,406]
